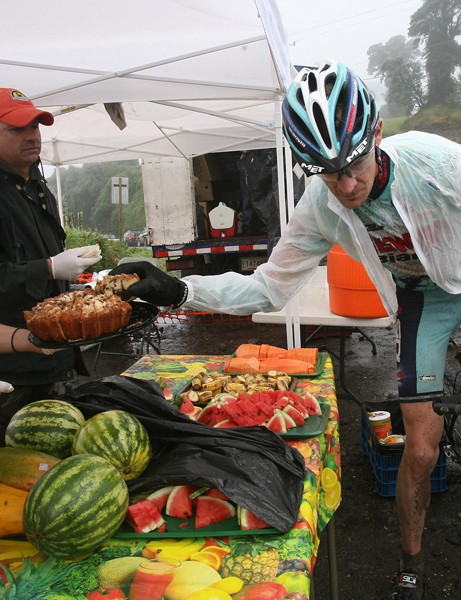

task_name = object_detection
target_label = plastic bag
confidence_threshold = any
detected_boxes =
[61,375,305,533]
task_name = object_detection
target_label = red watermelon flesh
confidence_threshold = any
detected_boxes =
[207,488,229,500]
[147,486,174,512]
[221,401,255,426]
[196,395,236,426]
[165,485,195,519]
[254,400,275,418]
[195,496,236,529]
[179,396,199,418]
[126,498,165,533]
[301,392,322,416]
[280,411,297,430]
[234,396,267,424]
[281,391,310,416]
[266,411,287,433]
[238,506,270,531]
[282,405,305,426]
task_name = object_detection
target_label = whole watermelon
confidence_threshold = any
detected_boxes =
[23,454,129,559]
[71,409,151,480]
[5,399,85,459]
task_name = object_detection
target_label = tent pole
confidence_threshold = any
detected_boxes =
[55,164,64,226]
[275,98,294,350]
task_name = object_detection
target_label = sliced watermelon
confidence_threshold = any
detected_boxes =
[179,396,200,418]
[147,486,174,511]
[280,391,310,416]
[221,401,254,426]
[282,404,306,426]
[214,419,238,428]
[196,395,236,426]
[233,396,266,424]
[195,496,236,529]
[280,411,297,430]
[126,498,165,533]
[165,485,195,519]
[254,400,275,418]
[238,506,270,531]
[266,411,287,433]
[300,391,322,416]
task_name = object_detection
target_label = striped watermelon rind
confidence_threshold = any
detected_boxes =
[5,399,85,459]
[71,409,152,480]
[23,453,129,559]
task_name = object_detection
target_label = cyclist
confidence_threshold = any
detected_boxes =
[112,61,461,599]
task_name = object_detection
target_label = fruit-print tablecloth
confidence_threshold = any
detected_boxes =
[0,354,340,600]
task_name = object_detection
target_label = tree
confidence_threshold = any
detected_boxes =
[367,36,424,115]
[408,0,461,105]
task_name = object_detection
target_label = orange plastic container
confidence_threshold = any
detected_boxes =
[326,244,387,318]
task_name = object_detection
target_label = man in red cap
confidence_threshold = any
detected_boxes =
[0,88,102,444]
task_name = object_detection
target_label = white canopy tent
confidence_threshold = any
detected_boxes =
[1,0,302,346]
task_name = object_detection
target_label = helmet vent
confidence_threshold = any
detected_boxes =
[296,88,306,108]
[324,74,336,99]
[312,102,332,150]
[307,71,318,93]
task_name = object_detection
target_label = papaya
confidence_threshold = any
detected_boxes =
[0,483,28,537]
[0,446,60,491]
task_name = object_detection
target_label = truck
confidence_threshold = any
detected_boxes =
[141,152,273,276]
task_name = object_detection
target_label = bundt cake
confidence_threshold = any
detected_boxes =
[24,289,133,343]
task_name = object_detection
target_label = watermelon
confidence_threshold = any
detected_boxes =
[194,496,235,529]
[165,485,195,519]
[266,411,287,433]
[214,419,238,428]
[72,409,151,480]
[301,392,322,416]
[282,404,305,426]
[147,486,174,511]
[5,400,85,459]
[238,506,270,531]
[126,498,165,533]
[280,411,297,430]
[23,454,129,559]
[179,396,200,418]
[196,395,236,426]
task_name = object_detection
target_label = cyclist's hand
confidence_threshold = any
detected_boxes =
[50,245,102,281]
[110,261,188,307]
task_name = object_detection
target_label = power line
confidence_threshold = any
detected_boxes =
[291,1,422,42]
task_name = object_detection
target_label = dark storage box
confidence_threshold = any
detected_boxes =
[361,399,447,497]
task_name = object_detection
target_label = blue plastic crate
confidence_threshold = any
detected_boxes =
[361,402,448,498]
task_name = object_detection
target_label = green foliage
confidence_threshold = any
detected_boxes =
[381,117,408,138]
[46,161,145,237]
[65,227,152,271]
[400,104,461,136]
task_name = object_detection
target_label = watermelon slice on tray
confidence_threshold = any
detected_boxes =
[126,498,165,533]
[238,506,271,531]
[194,496,236,529]
[165,485,196,519]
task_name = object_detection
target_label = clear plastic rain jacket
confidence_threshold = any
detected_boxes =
[184,131,461,319]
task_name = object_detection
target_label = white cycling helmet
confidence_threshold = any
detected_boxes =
[282,61,379,175]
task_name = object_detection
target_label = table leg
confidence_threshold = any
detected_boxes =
[336,329,362,406]
[327,516,339,600]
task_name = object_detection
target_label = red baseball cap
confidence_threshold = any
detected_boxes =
[0,89,54,127]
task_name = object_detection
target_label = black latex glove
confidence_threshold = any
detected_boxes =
[109,261,188,307]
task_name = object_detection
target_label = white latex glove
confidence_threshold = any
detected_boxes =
[50,245,102,281]
[0,381,14,393]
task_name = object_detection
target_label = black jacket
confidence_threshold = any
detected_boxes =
[0,160,77,385]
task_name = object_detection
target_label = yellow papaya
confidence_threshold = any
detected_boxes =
[0,483,28,537]
[0,446,59,491]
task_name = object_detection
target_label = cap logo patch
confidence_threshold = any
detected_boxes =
[10,90,29,101]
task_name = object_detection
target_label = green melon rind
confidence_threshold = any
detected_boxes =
[71,410,151,480]
[5,400,85,459]
[23,454,129,559]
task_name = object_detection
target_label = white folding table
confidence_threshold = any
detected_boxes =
[252,266,395,405]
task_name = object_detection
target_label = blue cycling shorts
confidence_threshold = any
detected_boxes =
[396,283,461,401]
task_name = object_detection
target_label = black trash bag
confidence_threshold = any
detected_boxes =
[60,375,306,533]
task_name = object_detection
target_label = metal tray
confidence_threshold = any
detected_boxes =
[29,301,159,349]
